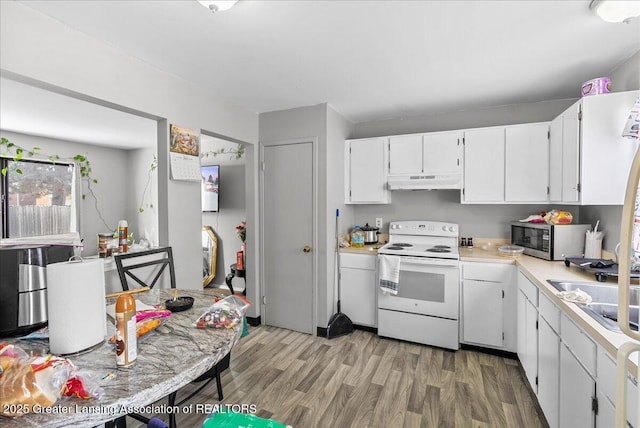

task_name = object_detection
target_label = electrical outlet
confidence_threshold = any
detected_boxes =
[375,218,383,228]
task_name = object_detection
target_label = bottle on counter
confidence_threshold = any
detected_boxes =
[118,220,128,253]
[115,293,137,367]
[351,225,365,248]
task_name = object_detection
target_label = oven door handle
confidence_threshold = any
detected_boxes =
[395,256,459,268]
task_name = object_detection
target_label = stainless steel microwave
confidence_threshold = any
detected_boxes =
[511,222,592,261]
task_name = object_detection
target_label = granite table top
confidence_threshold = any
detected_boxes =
[1,288,242,428]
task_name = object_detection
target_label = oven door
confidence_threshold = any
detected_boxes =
[378,256,459,319]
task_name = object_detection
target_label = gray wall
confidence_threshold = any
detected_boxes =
[259,103,329,330]
[350,98,577,139]
[353,190,578,240]
[1,1,259,290]
[324,105,354,326]
[202,163,246,288]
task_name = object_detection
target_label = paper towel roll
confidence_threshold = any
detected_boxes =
[46,258,106,355]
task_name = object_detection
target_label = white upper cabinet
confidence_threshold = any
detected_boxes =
[463,123,550,204]
[345,137,390,204]
[388,131,462,177]
[549,90,639,205]
[561,102,581,203]
[388,134,423,174]
[505,122,550,202]
[422,131,462,175]
[548,115,563,202]
[463,127,505,202]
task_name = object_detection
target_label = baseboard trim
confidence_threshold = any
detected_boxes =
[354,324,377,334]
[460,343,518,360]
[318,324,377,337]
[246,316,261,326]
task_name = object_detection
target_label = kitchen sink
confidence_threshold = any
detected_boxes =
[546,280,640,332]
[581,303,640,332]
[547,280,639,305]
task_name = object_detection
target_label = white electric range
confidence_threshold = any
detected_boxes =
[377,220,460,350]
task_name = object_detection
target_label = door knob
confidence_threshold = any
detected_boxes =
[303,245,311,253]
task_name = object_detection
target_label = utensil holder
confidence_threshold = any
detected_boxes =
[585,236,603,259]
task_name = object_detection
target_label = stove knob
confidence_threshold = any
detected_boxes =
[442,225,447,231]
[449,226,455,232]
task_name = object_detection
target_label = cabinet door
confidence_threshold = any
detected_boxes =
[559,344,595,428]
[505,123,550,202]
[422,131,462,175]
[561,102,581,203]
[463,128,505,202]
[341,266,377,327]
[596,391,616,428]
[517,290,538,393]
[538,317,560,428]
[346,138,389,204]
[389,134,423,175]
[462,279,503,348]
[524,297,538,393]
[581,91,639,205]
[548,115,563,202]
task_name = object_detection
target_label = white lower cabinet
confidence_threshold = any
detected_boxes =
[559,343,596,428]
[340,253,377,327]
[596,345,639,428]
[517,271,538,393]
[461,262,516,351]
[538,316,560,428]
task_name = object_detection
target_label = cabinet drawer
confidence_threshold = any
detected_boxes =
[539,292,560,333]
[463,262,513,282]
[341,253,376,270]
[517,271,538,306]
[561,313,596,376]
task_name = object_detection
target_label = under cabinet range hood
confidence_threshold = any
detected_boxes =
[387,173,461,190]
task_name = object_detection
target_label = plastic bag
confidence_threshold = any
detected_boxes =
[0,343,101,417]
[202,411,291,428]
[544,209,573,225]
[194,295,251,329]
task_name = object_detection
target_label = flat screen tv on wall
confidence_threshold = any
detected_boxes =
[201,165,219,212]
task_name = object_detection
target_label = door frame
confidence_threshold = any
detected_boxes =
[259,136,318,335]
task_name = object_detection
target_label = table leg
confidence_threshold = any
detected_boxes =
[225,273,236,295]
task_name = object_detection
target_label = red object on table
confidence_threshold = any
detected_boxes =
[236,251,244,270]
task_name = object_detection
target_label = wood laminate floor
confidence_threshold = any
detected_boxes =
[130,326,547,428]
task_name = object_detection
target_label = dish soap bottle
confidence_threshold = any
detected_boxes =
[115,293,137,367]
[351,225,365,248]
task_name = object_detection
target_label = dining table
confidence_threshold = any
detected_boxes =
[0,288,242,428]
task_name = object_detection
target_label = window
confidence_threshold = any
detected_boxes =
[1,158,80,239]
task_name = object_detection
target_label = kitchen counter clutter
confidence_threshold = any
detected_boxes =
[0,289,242,428]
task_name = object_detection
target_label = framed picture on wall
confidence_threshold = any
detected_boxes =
[201,165,220,212]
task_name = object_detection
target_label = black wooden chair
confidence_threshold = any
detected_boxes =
[108,247,229,428]
[114,247,176,291]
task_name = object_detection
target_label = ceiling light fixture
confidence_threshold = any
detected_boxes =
[197,1,238,13]
[590,0,640,23]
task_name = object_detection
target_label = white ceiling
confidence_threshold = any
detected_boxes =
[2,0,639,147]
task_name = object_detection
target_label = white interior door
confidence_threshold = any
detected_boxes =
[262,141,314,334]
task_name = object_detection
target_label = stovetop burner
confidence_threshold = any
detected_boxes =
[432,245,451,249]
[427,248,451,253]
[386,246,407,251]
[394,243,413,247]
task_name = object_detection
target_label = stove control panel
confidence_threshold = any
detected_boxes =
[389,221,458,237]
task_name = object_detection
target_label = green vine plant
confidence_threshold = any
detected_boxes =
[201,142,244,160]
[138,154,157,213]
